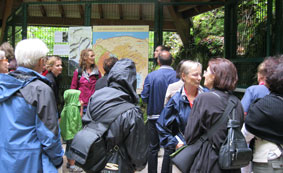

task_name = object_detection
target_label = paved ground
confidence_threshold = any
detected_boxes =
[60,145,180,173]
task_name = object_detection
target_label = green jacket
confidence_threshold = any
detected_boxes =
[60,89,82,140]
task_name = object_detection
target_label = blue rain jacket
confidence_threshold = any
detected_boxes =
[0,67,64,173]
[156,86,208,149]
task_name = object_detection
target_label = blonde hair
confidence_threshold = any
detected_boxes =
[46,55,61,71]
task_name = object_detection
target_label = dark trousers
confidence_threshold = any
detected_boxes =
[147,119,173,173]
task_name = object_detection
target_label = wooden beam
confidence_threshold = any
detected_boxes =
[177,0,208,12]
[98,4,103,19]
[0,0,14,43]
[24,16,176,31]
[167,4,191,48]
[37,0,47,17]
[139,4,143,20]
[118,4,123,20]
[57,0,66,18]
[76,0,84,18]
[182,4,222,18]
[78,5,84,18]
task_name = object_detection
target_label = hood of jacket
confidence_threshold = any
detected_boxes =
[107,58,139,104]
[82,59,138,123]
[63,89,81,106]
[0,67,50,102]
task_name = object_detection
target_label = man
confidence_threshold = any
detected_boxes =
[95,56,118,90]
[153,45,169,71]
[0,38,64,172]
[141,50,178,173]
[82,58,149,172]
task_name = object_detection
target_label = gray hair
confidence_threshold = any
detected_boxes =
[180,60,202,75]
[15,38,49,68]
[0,50,5,60]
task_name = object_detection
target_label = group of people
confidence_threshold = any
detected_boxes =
[142,46,283,173]
[0,38,282,173]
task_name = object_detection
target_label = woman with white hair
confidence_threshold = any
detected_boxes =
[0,50,9,73]
[0,38,64,172]
[156,60,208,172]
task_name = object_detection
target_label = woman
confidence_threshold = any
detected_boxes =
[0,50,9,73]
[241,57,279,115]
[244,61,283,173]
[241,57,279,173]
[0,42,16,71]
[163,60,185,105]
[156,60,207,173]
[70,48,101,115]
[184,58,244,173]
[45,55,63,99]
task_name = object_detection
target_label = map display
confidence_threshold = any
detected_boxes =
[93,26,149,93]
[68,27,92,75]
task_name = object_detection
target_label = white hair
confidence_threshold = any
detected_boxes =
[181,60,202,75]
[15,38,49,68]
[0,50,5,60]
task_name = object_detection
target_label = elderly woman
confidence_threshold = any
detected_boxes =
[244,61,283,173]
[71,48,101,114]
[0,50,9,73]
[0,38,63,172]
[156,60,208,173]
[184,58,244,173]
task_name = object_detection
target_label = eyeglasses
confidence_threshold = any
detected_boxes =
[0,58,8,63]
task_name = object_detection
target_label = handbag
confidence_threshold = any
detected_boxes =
[218,96,252,169]
[170,95,237,173]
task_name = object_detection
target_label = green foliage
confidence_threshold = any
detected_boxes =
[27,26,68,55]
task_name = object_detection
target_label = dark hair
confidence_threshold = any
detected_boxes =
[258,57,279,78]
[156,45,171,51]
[266,63,283,94]
[103,56,118,74]
[158,50,172,66]
[209,58,238,91]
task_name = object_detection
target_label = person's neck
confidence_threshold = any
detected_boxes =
[85,64,93,73]
[184,84,198,97]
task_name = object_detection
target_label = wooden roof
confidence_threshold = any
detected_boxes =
[1,0,225,43]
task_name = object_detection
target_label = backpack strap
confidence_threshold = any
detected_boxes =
[200,95,237,142]
[77,67,82,87]
[276,144,283,156]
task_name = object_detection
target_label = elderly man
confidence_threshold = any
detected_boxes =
[0,38,64,172]
[141,50,178,173]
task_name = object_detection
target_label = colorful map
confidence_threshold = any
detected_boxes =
[93,26,149,93]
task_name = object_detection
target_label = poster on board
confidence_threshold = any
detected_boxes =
[93,25,149,93]
[68,27,92,76]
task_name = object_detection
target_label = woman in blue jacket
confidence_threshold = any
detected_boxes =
[156,60,208,172]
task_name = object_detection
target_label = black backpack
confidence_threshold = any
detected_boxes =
[218,95,252,169]
[70,102,135,172]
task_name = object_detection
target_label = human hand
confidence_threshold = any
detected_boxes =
[176,142,184,149]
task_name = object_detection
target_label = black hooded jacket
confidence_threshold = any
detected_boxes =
[83,58,149,172]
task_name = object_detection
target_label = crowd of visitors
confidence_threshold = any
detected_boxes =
[0,38,282,173]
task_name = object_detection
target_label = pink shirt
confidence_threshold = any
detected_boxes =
[70,68,101,106]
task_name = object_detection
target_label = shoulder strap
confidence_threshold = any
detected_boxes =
[276,144,283,156]
[200,95,237,141]
[87,102,135,132]
[77,68,82,87]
